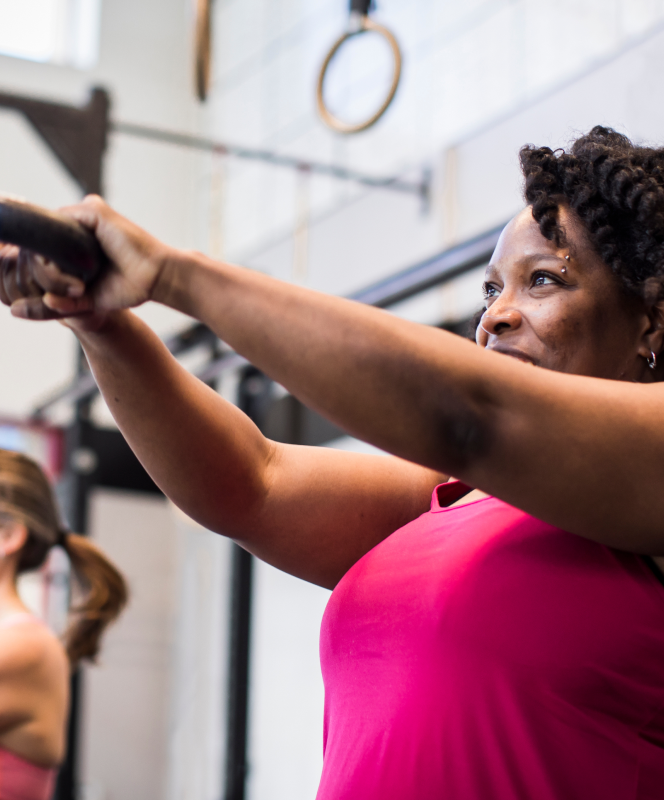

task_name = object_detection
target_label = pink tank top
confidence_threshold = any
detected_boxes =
[0,748,56,800]
[318,482,664,800]
[0,614,57,800]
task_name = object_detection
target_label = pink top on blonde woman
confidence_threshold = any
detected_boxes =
[0,614,57,800]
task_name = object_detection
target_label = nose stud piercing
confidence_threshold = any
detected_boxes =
[561,254,570,274]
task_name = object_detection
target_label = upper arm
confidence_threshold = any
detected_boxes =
[0,628,64,732]
[461,364,664,553]
[219,443,446,588]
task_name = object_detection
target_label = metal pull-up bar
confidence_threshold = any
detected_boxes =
[111,120,428,198]
[0,87,428,200]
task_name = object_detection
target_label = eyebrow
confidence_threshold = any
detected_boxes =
[523,253,564,263]
[486,252,564,273]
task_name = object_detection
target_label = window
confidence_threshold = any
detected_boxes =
[0,0,102,69]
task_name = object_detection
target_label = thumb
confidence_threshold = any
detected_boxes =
[59,194,107,233]
[43,292,95,316]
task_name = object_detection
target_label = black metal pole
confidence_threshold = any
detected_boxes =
[224,368,272,800]
[224,544,254,800]
[54,348,95,800]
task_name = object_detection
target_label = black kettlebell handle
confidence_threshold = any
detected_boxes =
[0,198,107,284]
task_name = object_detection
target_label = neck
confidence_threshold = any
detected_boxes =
[0,560,28,616]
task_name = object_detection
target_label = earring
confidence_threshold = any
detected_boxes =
[647,351,657,369]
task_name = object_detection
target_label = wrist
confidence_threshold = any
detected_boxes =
[151,248,217,317]
[69,309,130,345]
[148,243,180,305]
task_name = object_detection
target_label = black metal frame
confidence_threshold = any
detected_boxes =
[0,85,504,800]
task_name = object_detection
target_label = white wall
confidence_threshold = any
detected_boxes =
[450,21,664,242]
[206,0,664,265]
[166,508,232,800]
[80,489,179,800]
[247,563,330,800]
[0,0,200,419]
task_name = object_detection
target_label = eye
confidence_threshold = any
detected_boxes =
[532,271,560,288]
[482,282,500,300]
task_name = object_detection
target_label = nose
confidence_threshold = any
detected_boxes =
[479,305,523,337]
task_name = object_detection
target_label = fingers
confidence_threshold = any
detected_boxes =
[10,292,95,321]
[0,245,18,306]
[44,292,94,315]
[15,250,45,298]
[31,255,84,297]
[10,297,64,321]
[43,293,94,316]
[1,246,23,305]
[0,247,85,306]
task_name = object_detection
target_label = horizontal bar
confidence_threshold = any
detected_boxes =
[349,223,503,308]
[112,121,428,198]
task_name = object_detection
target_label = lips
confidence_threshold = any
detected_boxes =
[487,346,538,366]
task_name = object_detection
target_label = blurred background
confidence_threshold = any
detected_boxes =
[1,1,664,798]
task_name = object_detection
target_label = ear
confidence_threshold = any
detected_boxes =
[0,521,28,558]
[637,295,664,362]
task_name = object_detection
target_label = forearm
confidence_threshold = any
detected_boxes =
[152,251,664,553]
[155,250,493,474]
[76,310,273,533]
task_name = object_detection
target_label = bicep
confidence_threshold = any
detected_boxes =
[466,369,664,553]
[0,631,51,730]
[229,444,446,588]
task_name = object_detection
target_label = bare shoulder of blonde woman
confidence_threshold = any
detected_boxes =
[0,617,69,767]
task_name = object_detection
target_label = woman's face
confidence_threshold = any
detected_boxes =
[476,206,654,381]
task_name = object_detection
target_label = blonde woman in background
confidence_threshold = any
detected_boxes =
[0,449,127,800]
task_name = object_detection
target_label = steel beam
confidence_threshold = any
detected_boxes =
[0,88,109,196]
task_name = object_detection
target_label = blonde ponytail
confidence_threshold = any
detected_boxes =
[0,448,128,665]
[59,532,128,663]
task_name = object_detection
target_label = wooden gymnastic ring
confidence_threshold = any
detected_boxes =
[316,15,402,135]
[195,0,212,101]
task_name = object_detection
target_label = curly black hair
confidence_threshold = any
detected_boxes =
[520,125,664,299]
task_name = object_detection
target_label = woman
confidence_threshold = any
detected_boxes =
[0,449,127,800]
[3,125,664,798]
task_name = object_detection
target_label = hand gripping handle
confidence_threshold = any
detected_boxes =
[0,198,107,284]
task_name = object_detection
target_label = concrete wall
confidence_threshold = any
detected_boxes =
[206,0,664,264]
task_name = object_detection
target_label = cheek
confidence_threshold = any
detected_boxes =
[528,299,592,362]
[531,293,632,374]
[531,302,579,344]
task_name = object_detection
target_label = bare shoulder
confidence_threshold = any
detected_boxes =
[0,621,68,683]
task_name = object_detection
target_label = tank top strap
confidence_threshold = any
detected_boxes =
[431,480,475,511]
